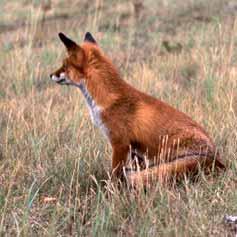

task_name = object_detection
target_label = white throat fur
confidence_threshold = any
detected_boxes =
[76,81,109,138]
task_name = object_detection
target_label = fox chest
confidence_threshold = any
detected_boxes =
[78,83,109,137]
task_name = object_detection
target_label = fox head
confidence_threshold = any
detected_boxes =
[50,32,98,86]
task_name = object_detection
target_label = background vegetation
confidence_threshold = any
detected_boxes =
[0,0,237,236]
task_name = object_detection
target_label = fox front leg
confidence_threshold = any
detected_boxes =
[111,144,129,179]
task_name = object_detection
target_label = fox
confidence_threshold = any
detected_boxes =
[50,32,225,187]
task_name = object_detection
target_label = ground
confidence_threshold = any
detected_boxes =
[0,0,237,236]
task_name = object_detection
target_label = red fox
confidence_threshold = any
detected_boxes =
[50,32,225,186]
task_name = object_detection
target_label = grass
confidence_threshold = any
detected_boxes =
[0,0,237,236]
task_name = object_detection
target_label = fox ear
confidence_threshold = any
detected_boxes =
[58,32,79,51]
[84,32,97,44]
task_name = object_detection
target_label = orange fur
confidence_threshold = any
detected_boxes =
[50,32,225,186]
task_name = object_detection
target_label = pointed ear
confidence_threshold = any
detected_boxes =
[84,32,97,44]
[58,32,79,51]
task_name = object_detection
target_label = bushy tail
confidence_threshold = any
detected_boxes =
[126,154,225,188]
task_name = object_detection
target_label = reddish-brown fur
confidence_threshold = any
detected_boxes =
[50,32,225,186]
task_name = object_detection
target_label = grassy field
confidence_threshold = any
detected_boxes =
[0,0,237,236]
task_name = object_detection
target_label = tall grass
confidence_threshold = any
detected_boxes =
[0,0,237,236]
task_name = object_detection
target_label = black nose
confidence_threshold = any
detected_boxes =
[50,74,53,78]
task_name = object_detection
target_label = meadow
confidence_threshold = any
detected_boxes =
[0,0,237,236]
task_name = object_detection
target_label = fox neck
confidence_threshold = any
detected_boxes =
[74,66,124,137]
[76,80,109,137]
[79,65,124,108]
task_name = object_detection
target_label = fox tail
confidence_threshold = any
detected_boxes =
[126,154,225,188]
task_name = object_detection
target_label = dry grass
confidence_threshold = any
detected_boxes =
[0,0,237,236]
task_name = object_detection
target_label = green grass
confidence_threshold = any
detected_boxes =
[0,0,237,236]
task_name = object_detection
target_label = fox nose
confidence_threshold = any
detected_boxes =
[50,73,53,78]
